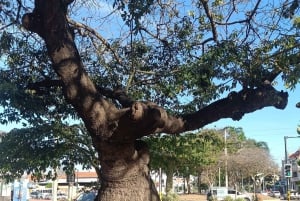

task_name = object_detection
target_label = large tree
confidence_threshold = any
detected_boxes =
[0,0,299,200]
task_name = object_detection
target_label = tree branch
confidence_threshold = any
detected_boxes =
[67,19,122,65]
[22,0,125,139]
[181,85,288,131]
[127,85,288,136]
[200,0,218,42]
[27,79,134,108]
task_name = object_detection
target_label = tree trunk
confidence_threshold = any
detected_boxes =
[186,176,191,194]
[165,169,174,194]
[197,171,202,193]
[98,140,160,201]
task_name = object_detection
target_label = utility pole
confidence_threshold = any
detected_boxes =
[225,129,228,188]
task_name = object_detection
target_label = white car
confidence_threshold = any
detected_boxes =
[207,187,252,201]
[270,191,281,198]
[227,189,252,201]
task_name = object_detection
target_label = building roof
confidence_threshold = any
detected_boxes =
[59,171,98,179]
[289,149,300,159]
[29,170,98,184]
[57,171,98,183]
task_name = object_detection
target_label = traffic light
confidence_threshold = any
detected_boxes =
[285,164,292,177]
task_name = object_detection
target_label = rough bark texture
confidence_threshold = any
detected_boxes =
[21,0,289,200]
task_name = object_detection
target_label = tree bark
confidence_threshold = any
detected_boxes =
[98,141,160,201]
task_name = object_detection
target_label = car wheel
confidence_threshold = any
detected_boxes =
[244,198,250,201]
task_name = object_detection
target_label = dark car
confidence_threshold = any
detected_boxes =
[74,191,97,201]
[30,191,42,199]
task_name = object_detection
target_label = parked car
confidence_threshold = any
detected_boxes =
[57,193,68,200]
[207,187,252,201]
[74,191,97,201]
[44,194,52,200]
[227,189,252,201]
[30,191,42,199]
[283,190,300,200]
[270,191,281,198]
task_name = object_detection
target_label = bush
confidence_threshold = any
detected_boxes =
[224,196,234,201]
[161,193,179,201]
[235,198,246,201]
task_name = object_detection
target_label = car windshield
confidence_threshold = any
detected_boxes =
[76,192,96,201]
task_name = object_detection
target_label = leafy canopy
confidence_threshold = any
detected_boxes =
[0,0,299,126]
[0,122,99,182]
[0,0,299,182]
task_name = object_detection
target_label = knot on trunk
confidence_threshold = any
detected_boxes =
[101,140,150,182]
[22,0,74,39]
[130,102,167,130]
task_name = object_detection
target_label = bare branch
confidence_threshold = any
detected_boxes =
[200,0,218,42]
[67,18,122,65]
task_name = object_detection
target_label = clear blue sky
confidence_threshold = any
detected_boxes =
[205,85,300,166]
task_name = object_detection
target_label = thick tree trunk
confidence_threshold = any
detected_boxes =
[97,140,160,201]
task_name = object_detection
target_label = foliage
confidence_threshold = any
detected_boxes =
[199,127,275,189]
[145,129,223,173]
[161,192,179,201]
[223,196,234,201]
[0,0,299,126]
[0,122,99,182]
[144,129,223,193]
[227,147,278,189]
[223,196,247,201]
[234,198,245,201]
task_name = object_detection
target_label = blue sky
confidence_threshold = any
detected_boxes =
[205,85,300,166]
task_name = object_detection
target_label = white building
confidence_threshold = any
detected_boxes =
[285,149,300,191]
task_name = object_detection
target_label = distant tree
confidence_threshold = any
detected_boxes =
[207,127,273,189]
[0,122,100,182]
[145,129,223,193]
[244,139,270,152]
[227,147,278,191]
[177,130,224,193]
